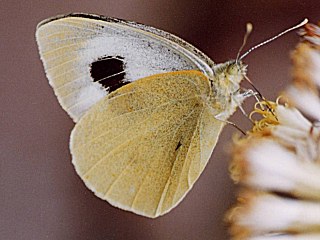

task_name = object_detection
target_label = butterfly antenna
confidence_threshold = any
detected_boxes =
[239,18,308,60]
[236,22,253,64]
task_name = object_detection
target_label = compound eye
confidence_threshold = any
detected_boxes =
[227,64,239,75]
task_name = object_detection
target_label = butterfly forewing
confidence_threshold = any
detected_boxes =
[36,13,214,122]
[70,71,224,217]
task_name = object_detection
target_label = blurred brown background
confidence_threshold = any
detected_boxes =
[1,1,319,239]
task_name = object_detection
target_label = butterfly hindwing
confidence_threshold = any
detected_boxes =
[36,13,214,122]
[70,71,224,217]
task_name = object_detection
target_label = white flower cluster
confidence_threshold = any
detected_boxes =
[226,23,320,239]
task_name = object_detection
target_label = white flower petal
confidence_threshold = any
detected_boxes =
[308,49,320,87]
[285,86,320,121]
[275,105,312,131]
[248,233,320,240]
[245,140,320,199]
[236,193,320,234]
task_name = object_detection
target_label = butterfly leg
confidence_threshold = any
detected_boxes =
[231,88,258,119]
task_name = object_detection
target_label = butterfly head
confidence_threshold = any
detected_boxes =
[226,60,247,86]
[212,60,247,95]
[207,60,248,119]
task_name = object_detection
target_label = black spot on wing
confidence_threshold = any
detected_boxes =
[90,56,129,93]
[175,141,182,151]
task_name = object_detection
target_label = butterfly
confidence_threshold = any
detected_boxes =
[36,13,306,218]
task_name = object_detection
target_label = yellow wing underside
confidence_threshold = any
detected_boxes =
[70,70,224,218]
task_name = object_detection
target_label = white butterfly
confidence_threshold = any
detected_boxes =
[36,13,306,218]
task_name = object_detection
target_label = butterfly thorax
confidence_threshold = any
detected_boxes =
[208,60,247,120]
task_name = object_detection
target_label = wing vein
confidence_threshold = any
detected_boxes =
[155,107,198,214]
[76,96,198,149]
[101,115,173,198]
[171,108,204,203]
